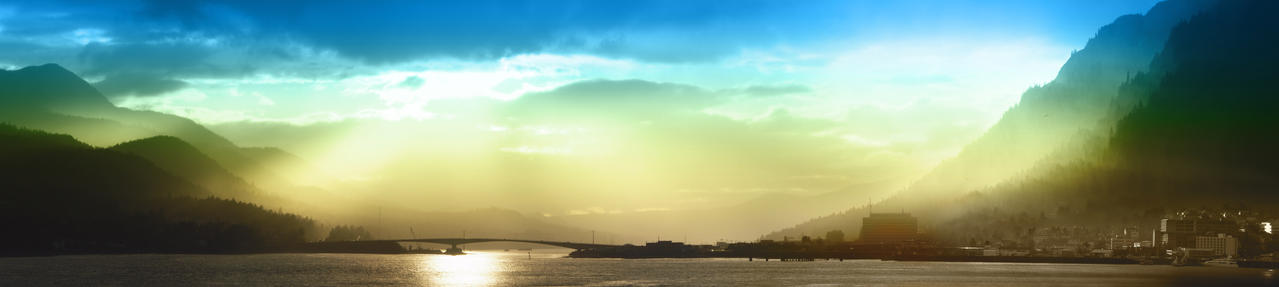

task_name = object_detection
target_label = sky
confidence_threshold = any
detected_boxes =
[0,0,1163,218]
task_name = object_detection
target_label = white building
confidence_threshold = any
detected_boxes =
[1194,233,1238,258]
[1109,237,1134,250]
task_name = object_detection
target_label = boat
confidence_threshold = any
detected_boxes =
[1203,258,1238,267]
[444,247,466,255]
[1171,256,1203,267]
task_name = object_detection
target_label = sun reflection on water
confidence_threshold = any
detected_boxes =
[420,252,503,286]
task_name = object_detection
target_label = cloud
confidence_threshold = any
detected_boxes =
[397,76,424,88]
[504,80,818,123]
[75,41,272,79]
[0,0,852,68]
[493,79,915,189]
[749,108,835,134]
[198,77,974,214]
[222,0,811,64]
[738,84,812,97]
[504,79,720,122]
[92,73,189,97]
[0,0,1159,88]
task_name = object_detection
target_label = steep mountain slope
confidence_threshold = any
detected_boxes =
[1106,0,1279,193]
[961,0,1279,218]
[764,0,1219,240]
[934,0,1279,244]
[904,0,1216,199]
[0,124,317,255]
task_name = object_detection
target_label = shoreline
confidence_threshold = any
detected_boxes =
[885,255,1139,265]
[9,252,1279,269]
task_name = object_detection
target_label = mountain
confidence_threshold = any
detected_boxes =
[0,124,204,200]
[966,0,1279,220]
[0,64,291,188]
[0,64,615,245]
[763,0,1222,240]
[903,0,1216,200]
[0,124,317,256]
[111,136,258,199]
[931,0,1279,246]
[0,64,116,111]
[1105,0,1279,196]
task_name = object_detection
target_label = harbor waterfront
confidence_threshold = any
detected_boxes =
[0,252,1274,286]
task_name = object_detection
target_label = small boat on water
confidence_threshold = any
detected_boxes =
[444,247,466,255]
[1203,258,1238,267]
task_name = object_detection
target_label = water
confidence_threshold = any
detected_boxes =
[0,251,1275,286]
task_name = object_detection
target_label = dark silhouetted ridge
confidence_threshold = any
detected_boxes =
[0,124,316,256]
[112,136,259,199]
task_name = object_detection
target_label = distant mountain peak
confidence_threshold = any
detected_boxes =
[17,63,74,74]
[0,63,114,111]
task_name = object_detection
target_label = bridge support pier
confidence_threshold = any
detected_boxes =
[445,244,465,255]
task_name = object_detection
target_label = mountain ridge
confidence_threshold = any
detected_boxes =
[0,123,319,256]
[111,135,259,200]
[0,63,294,189]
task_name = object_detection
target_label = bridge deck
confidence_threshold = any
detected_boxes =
[372,238,620,250]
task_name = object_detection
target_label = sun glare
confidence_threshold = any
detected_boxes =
[420,252,503,286]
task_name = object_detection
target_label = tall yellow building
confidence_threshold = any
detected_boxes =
[858,213,918,244]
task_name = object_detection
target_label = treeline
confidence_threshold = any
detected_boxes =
[325,225,373,242]
[0,124,316,256]
[1108,0,1279,186]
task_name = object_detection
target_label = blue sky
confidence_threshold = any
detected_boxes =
[0,0,1166,215]
[1,0,1159,78]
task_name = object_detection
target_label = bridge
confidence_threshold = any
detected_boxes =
[375,238,620,251]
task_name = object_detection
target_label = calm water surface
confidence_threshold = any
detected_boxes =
[0,251,1275,286]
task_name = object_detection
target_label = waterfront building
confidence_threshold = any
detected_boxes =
[1109,237,1134,250]
[858,213,918,244]
[825,230,845,243]
[645,240,686,249]
[1194,234,1239,258]
[1178,247,1218,260]
[1159,218,1237,248]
